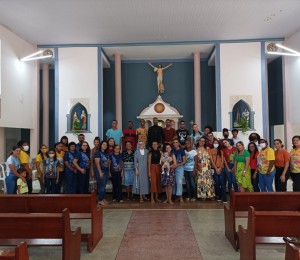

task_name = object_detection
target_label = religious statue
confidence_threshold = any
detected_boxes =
[81,110,87,130]
[148,63,173,94]
[242,109,250,122]
[72,112,81,130]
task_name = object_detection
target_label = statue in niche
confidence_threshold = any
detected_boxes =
[148,63,173,94]
[81,110,87,130]
[72,112,81,130]
[242,109,250,123]
[232,99,251,129]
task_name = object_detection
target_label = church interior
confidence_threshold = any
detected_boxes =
[1,1,300,259]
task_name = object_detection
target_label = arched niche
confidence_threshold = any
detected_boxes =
[66,102,91,133]
[229,99,255,130]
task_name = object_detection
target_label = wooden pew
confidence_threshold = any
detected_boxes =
[0,242,29,260]
[0,191,102,252]
[285,240,300,260]
[238,206,300,260]
[0,209,81,260]
[224,191,300,250]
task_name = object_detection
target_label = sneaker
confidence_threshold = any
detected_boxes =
[217,199,222,202]
[223,201,228,204]
[120,200,124,203]
[186,198,190,202]
[112,199,117,202]
[190,198,196,202]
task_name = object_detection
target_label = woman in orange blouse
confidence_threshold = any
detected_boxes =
[274,139,290,192]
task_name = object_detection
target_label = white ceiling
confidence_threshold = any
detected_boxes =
[1,0,299,60]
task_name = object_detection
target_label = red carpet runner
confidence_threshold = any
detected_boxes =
[116,210,203,260]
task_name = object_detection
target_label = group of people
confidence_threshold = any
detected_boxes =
[4,117,300,206]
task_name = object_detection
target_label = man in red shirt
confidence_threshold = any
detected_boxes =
[163,119,176,146]
[122,121,137,151]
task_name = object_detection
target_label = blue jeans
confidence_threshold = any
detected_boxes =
[184,170,196,199]
[95,170,108,201]
[250,169,260,192]
[173,166,184,196]
[258,169,276,192]
[214,170,227,202]
[5,174,18,194]
[64,170,77,194]
[45,178,56,194]
[225,163,238,192]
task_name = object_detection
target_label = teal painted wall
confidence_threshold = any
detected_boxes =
[103,61,216,133]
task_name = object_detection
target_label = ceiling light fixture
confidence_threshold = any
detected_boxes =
[267,43,300,57]
[21,49,53,61]
[267,51,300,57]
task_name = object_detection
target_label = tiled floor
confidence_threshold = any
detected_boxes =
[9,204,285,260]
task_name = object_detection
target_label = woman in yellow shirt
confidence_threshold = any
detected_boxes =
[17,140,33,194]
[290,135,300,191]
[255,139,276,192]
[35,144,48,194]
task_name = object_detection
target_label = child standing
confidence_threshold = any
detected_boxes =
[110,145,124,203]
[17,168,28,194]
[43,149,60,194]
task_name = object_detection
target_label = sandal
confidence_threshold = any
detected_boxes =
[140,198,144,203]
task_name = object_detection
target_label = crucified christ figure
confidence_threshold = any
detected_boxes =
[148,63,173,94]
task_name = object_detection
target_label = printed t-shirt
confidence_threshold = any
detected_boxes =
[122,151,135,171]
[110,154,123,173]
[176,129,190,145]
[94,151,110,173]
[290,148,300,173]
[184,149,197,171]
[257,147,275,174]
[43,159,59,178]
[136,127,148,144]
[56,150,65,172]
[172,148,185,164]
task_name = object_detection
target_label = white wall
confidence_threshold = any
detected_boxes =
[220,42,263,136]
[58,47,98,146]
[0,25,39,157]
[0,25,38,129]
[283,30,300,150]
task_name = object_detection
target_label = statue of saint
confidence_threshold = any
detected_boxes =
[148,63,172,94]
[72,112,81,130]
[81,110,87,130]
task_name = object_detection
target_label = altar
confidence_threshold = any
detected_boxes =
[137,95,183,129]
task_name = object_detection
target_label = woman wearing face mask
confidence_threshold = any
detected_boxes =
[209,140,225,202]
[233,141,253,192]
[5,146,22,194]
[254,139,276,192]
[35,144,48,194]
[290,136,300,191]
[17,140,33,194]
[274,139,290,192]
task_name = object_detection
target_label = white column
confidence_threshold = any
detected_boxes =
[30,60,39,158]
[114,54,122,128]
[0,128,5,162]
[193,52,201,128]
[42,63,49,146]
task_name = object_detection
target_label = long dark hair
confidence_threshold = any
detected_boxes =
[247,142,258,159]
[100,141,108,153]
[214,141,222,156]
[37,144,48,160]
[60,136,69,146]
[292,135,300,149]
